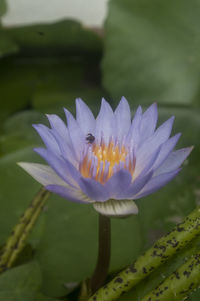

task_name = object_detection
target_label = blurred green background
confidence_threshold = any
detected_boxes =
[0,0,200,300]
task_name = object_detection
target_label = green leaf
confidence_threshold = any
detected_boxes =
[0,111,46,155]
[32,89,105,115]
[5,20,102,56]
[0,54,102,124]
[0,0,7,17]
[35,293,56,301]
[0,262,41,301]
[0,31,19,58]
[103,0,200,105]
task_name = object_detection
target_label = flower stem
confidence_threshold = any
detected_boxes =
[90,213,111,294]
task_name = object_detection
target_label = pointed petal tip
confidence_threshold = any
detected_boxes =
[75,97,84,104]
[17,161,35,175]
[32,123,38,129]
[184,146,194,157]
[170,115,175,122]
[120,96,128,102]
[93,199,139,218]
[17,161,26,168]
[118,96,130,108]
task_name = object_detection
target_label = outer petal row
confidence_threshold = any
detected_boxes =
[18,162,92,204]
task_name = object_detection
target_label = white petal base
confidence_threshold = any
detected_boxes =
[93,199,138,217]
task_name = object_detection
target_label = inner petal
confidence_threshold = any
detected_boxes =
[79,138,135,184]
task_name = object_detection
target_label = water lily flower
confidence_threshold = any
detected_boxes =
[18,98,192,217]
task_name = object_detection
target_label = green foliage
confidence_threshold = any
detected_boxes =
[102,0,200,106]
[0,262,41,300]
[0,0,7,17]
[0,19,103,123]
[0,56,101,123]
[0,31,19,58]
[0,105,199,299]
[6,19,102,56]
[0,1,200,299]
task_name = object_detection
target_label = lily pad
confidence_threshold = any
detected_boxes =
[0,0,6,17]
[0,31,19,58]
[0,262,41,301]
[103,0,200,105]
[5,19,102,56]
[0,57,86,122]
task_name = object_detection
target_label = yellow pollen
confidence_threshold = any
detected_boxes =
[79,140,135,184]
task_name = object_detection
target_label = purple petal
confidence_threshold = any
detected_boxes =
[155,147,193,175]
[104,169,132,199]
[46,114,69,141]
[134,145,161,178]
[139,103,158,142]
[152,133,181,170]
[34,147,80,188]
[135,116,175,158]
[17,162,66,186]
[76,98,96,135]
[78,177,110,201]
[64,108,85,160]
[46,184,92,204]
[125,105,142,148]
[95,98,116,144]
[114,97,131,141]
[134,169,181,199]
[46,114,77,165]
[32,124,60,154]
[123,171,153,199]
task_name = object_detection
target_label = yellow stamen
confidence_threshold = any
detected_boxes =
[79,140,135,184]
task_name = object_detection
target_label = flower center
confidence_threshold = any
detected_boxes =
[79,139,135,184]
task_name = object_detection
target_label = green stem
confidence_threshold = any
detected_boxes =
[90,214,111,294]
[89,207,200,301]
[0,188,50,272]
[141,251,200,301]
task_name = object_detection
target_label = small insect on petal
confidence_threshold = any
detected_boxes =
[86,133,95,144]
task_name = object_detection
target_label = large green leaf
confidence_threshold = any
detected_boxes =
[0,20,103,124]
[0,31,19,58]
[0,56,91,123]
[102,0,200,106]
[0,111,45,155]
[4,20,102,56]
[0,262,41,301]
[0,0,6,17]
